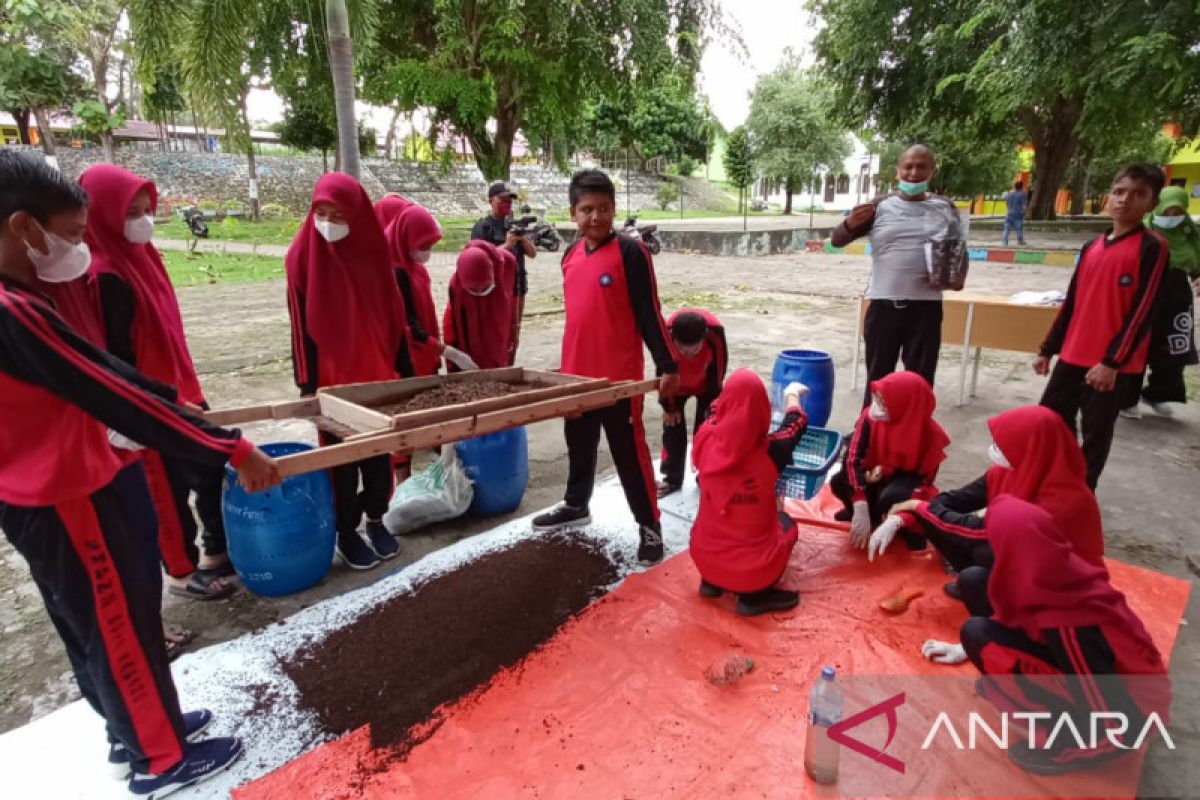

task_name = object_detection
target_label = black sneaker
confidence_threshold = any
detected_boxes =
[736,588,800,616]
[364,520,400,560]
[109,709,214,779]
[531,504,591,533]
[699,580,724,598]
[336,531,380,570]
[1006,738,1128,776]
[128,736,243,799]
[637,523,664,566]
[943,580,963,601]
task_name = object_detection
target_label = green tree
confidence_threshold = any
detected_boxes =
[142,65,187,151]
[278,89,338,169]
[811,0,1200,219]
[723,125,753,213]
[0,0,85,152]
[362,0,729,180]
[62,0,126,161]
[655,181,680,210]
[584,77,714,170]
[874,124,1020,205]
[129,1,381,217]
[1064,124,1174,215]
[746,63,850,215]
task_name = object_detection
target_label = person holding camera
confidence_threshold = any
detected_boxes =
[470,181,537,357]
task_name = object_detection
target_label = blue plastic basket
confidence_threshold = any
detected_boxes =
[776,427,843,500]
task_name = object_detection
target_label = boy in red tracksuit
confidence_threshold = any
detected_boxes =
[658,307,728,497]
[0,151,281,796]
[532,170,679,565]
[1035,164,1168,488]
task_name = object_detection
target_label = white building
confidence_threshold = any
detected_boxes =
[753,134,882,213]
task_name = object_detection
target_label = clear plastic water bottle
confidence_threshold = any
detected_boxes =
[804,665,843,785]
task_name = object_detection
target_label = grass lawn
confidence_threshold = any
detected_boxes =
[161,250,285,286]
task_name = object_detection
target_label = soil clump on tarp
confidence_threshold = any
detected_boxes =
[283,535,620,753]
[377,380,530,414]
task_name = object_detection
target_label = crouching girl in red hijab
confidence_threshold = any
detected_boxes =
[82,164,236,603]
[286,173,414,570]
[443,240,518,370]
[689,369,809,616]
[921,496,1169,776]
[829,370,949,552]
[881,406,1104,600]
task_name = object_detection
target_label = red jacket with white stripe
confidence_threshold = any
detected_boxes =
[0,277,251,506]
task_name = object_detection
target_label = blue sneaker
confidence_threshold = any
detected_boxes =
[336,530,380,570]
[364,520,400,560]
[127,736,243,799]
[108,709,214,779]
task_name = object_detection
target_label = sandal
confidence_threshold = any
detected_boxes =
[168,571,237,602]
[163,623,195,661]
[197,559,237,579]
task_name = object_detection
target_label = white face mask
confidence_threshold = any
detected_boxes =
[466,284,495,297]
[314,218,350,243]
[27,222,92,283]
[988,442,1011,469]
[124,214,156,244]
[410,249,433,264]
[1153,214,1186,230]
[869,398,889,421]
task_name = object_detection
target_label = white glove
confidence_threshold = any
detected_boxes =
[921,639,967,665]
[107,429,143,451]
[783,381,810,401]
[442,346,479,370]
[849,500,871,548]
[867,515,904,562]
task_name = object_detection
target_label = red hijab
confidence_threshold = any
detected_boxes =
[693,369,773,477]
[285,173,407,387]
[445,241,516,369]
[81,164,204,404]
[385,204,444,375]
[373,193,412,230]
[862,371,949,478]
[986,406,1104,566]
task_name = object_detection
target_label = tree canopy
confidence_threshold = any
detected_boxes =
[810,0,1200,219]
[746,62,850,214]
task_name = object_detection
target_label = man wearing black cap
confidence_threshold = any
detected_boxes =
[471,181,537,356]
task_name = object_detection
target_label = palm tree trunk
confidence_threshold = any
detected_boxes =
[240,92,260,221]
[383,106,401,159]
[326,0,360,179]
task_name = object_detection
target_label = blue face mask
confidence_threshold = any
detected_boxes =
[897,179,929,196]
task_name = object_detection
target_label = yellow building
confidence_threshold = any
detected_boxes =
[1165,137,1200,215]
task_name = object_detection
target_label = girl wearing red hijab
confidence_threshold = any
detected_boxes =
[921,497,1169,776]
[373,193,412,231]
[829,370,949,550]
[689,369,810,616]
[884,406,1105,599]
[443,240,518,370]
[82,164,235,602]
[286,173,414,570]
[385,204,447,376]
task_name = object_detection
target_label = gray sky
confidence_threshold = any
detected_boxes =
[701,0,818,130]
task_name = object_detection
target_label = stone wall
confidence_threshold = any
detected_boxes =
[5,145,733,216]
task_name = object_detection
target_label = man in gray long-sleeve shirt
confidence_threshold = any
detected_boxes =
[833,144,959,404]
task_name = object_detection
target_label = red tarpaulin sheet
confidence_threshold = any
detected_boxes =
[237,488,1189,799]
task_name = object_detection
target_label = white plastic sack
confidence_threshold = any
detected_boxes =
[383,447,474,535]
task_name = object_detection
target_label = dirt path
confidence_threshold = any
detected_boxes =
[2,250,1197,793]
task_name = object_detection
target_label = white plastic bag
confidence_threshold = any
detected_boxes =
[383,447,474,535]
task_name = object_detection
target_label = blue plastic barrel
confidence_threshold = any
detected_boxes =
[222,441,335,597]
[455,427,529,515]
[770,349,835,428]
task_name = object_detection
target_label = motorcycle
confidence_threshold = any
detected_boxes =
[620,215,663,255]
[181,207,209,253]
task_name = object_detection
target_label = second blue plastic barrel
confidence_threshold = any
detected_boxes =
[455,426,530,515]
[770,349,835,428]
[222,441,335,597]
